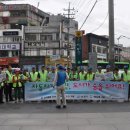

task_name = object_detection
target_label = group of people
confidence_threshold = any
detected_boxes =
[0,64,130,109]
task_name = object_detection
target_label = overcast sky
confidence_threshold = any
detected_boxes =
[3,0,130,47]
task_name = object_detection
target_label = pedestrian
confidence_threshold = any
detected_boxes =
[12,70,22,103]
[69,68,79,81]
[121,66,130,101]
[113,68,121,81]
[79,68,85,80]
[5,65,14,102]
[85,67,95,81]
[38,65,48,82]
[29,67,38,82]
[53,65,69,109]
[47,66,56,82]
[21,69,29,101]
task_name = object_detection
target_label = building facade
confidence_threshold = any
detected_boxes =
[0,29,22,67]
[0,3,49,29]
[82,33,108,61]
[0,3,78,66]
[23,14,78,65]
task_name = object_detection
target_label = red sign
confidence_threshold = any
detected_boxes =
[0,57,19,65]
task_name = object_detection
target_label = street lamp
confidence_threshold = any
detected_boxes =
[117,35,130,62]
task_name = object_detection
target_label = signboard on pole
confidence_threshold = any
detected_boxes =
[75,31,82,66]
[89,52,97,72]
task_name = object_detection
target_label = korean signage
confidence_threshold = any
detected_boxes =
[0,44,20,50]
[0,4,27,11]
[24,41,45,48]
[3,31,19,36]
[0,57,19,65]
[25,81,128,101]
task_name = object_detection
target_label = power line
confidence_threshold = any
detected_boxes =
[79,0,98,30]
[90,12,108,33]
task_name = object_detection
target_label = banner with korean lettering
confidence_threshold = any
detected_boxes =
[25,81,129,101]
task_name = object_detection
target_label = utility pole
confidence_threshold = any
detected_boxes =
[108,0,115,68]
[63,2,75,67]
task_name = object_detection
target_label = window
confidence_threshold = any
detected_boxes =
[103,48,107,53]
[0,51,8,57]
[12,37,22,42]
[97,46,101,53]
[40,35,52,41]
[10,10,26,17]
[25,34,36,41]
[12,51,19,57]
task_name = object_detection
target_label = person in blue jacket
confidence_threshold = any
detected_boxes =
[53,65,69,109]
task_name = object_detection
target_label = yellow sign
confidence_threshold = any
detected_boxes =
[75,31,82,37]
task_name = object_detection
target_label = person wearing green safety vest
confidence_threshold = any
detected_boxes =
[29,67,38,82]
[113,68,121,81]
[67,67,72,80]
[121,66,130,101]
[5,65,14,102]
[21,70,29,101]
[12,70,22,103]
[85,67,95,81]
[70,68,79,81]
[38,65,48,82]
[79,68,85,80]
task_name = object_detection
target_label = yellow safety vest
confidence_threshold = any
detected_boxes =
[6,70,13,83]
[0,82,4,89]
[39,71,47,82]
[12,75,22,88]
[79,72,85,80]
[122,72,130,84]
[114,73,121,81]
[30,72,38,82]
[85,73,95,81]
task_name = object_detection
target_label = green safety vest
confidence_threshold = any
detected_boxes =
[122,72,130,84]
[0,82,4,89]
[79,72,85,80]
[6,70,13,83]
[70,72,78,80]
[114,73,121,81]
[30,72,38,82]
[85,73,95,81]
[39,71,47,82]
[13,75,22,88]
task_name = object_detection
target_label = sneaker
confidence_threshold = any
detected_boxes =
[56,105,61,109]
[63,105,67,109]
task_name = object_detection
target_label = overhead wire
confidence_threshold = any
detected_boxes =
[90,12,108,33]
[79,0,98,30]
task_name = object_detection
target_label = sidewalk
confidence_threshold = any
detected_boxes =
[0,102,130,130]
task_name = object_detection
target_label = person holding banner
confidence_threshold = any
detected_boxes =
[121,66,130,101]
[85,67,95,81]
[79,68,85,80]
[95,66,105,81]
[113,68,121,81]
[29,67,39,82]
[54,65,69,109]
[38,66,48,82]
[69,68,79,81]
[5,65,14,102]
[47,66,56,82]
[12,70,23,103]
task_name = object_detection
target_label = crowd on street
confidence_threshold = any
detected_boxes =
[0,64,130,108]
